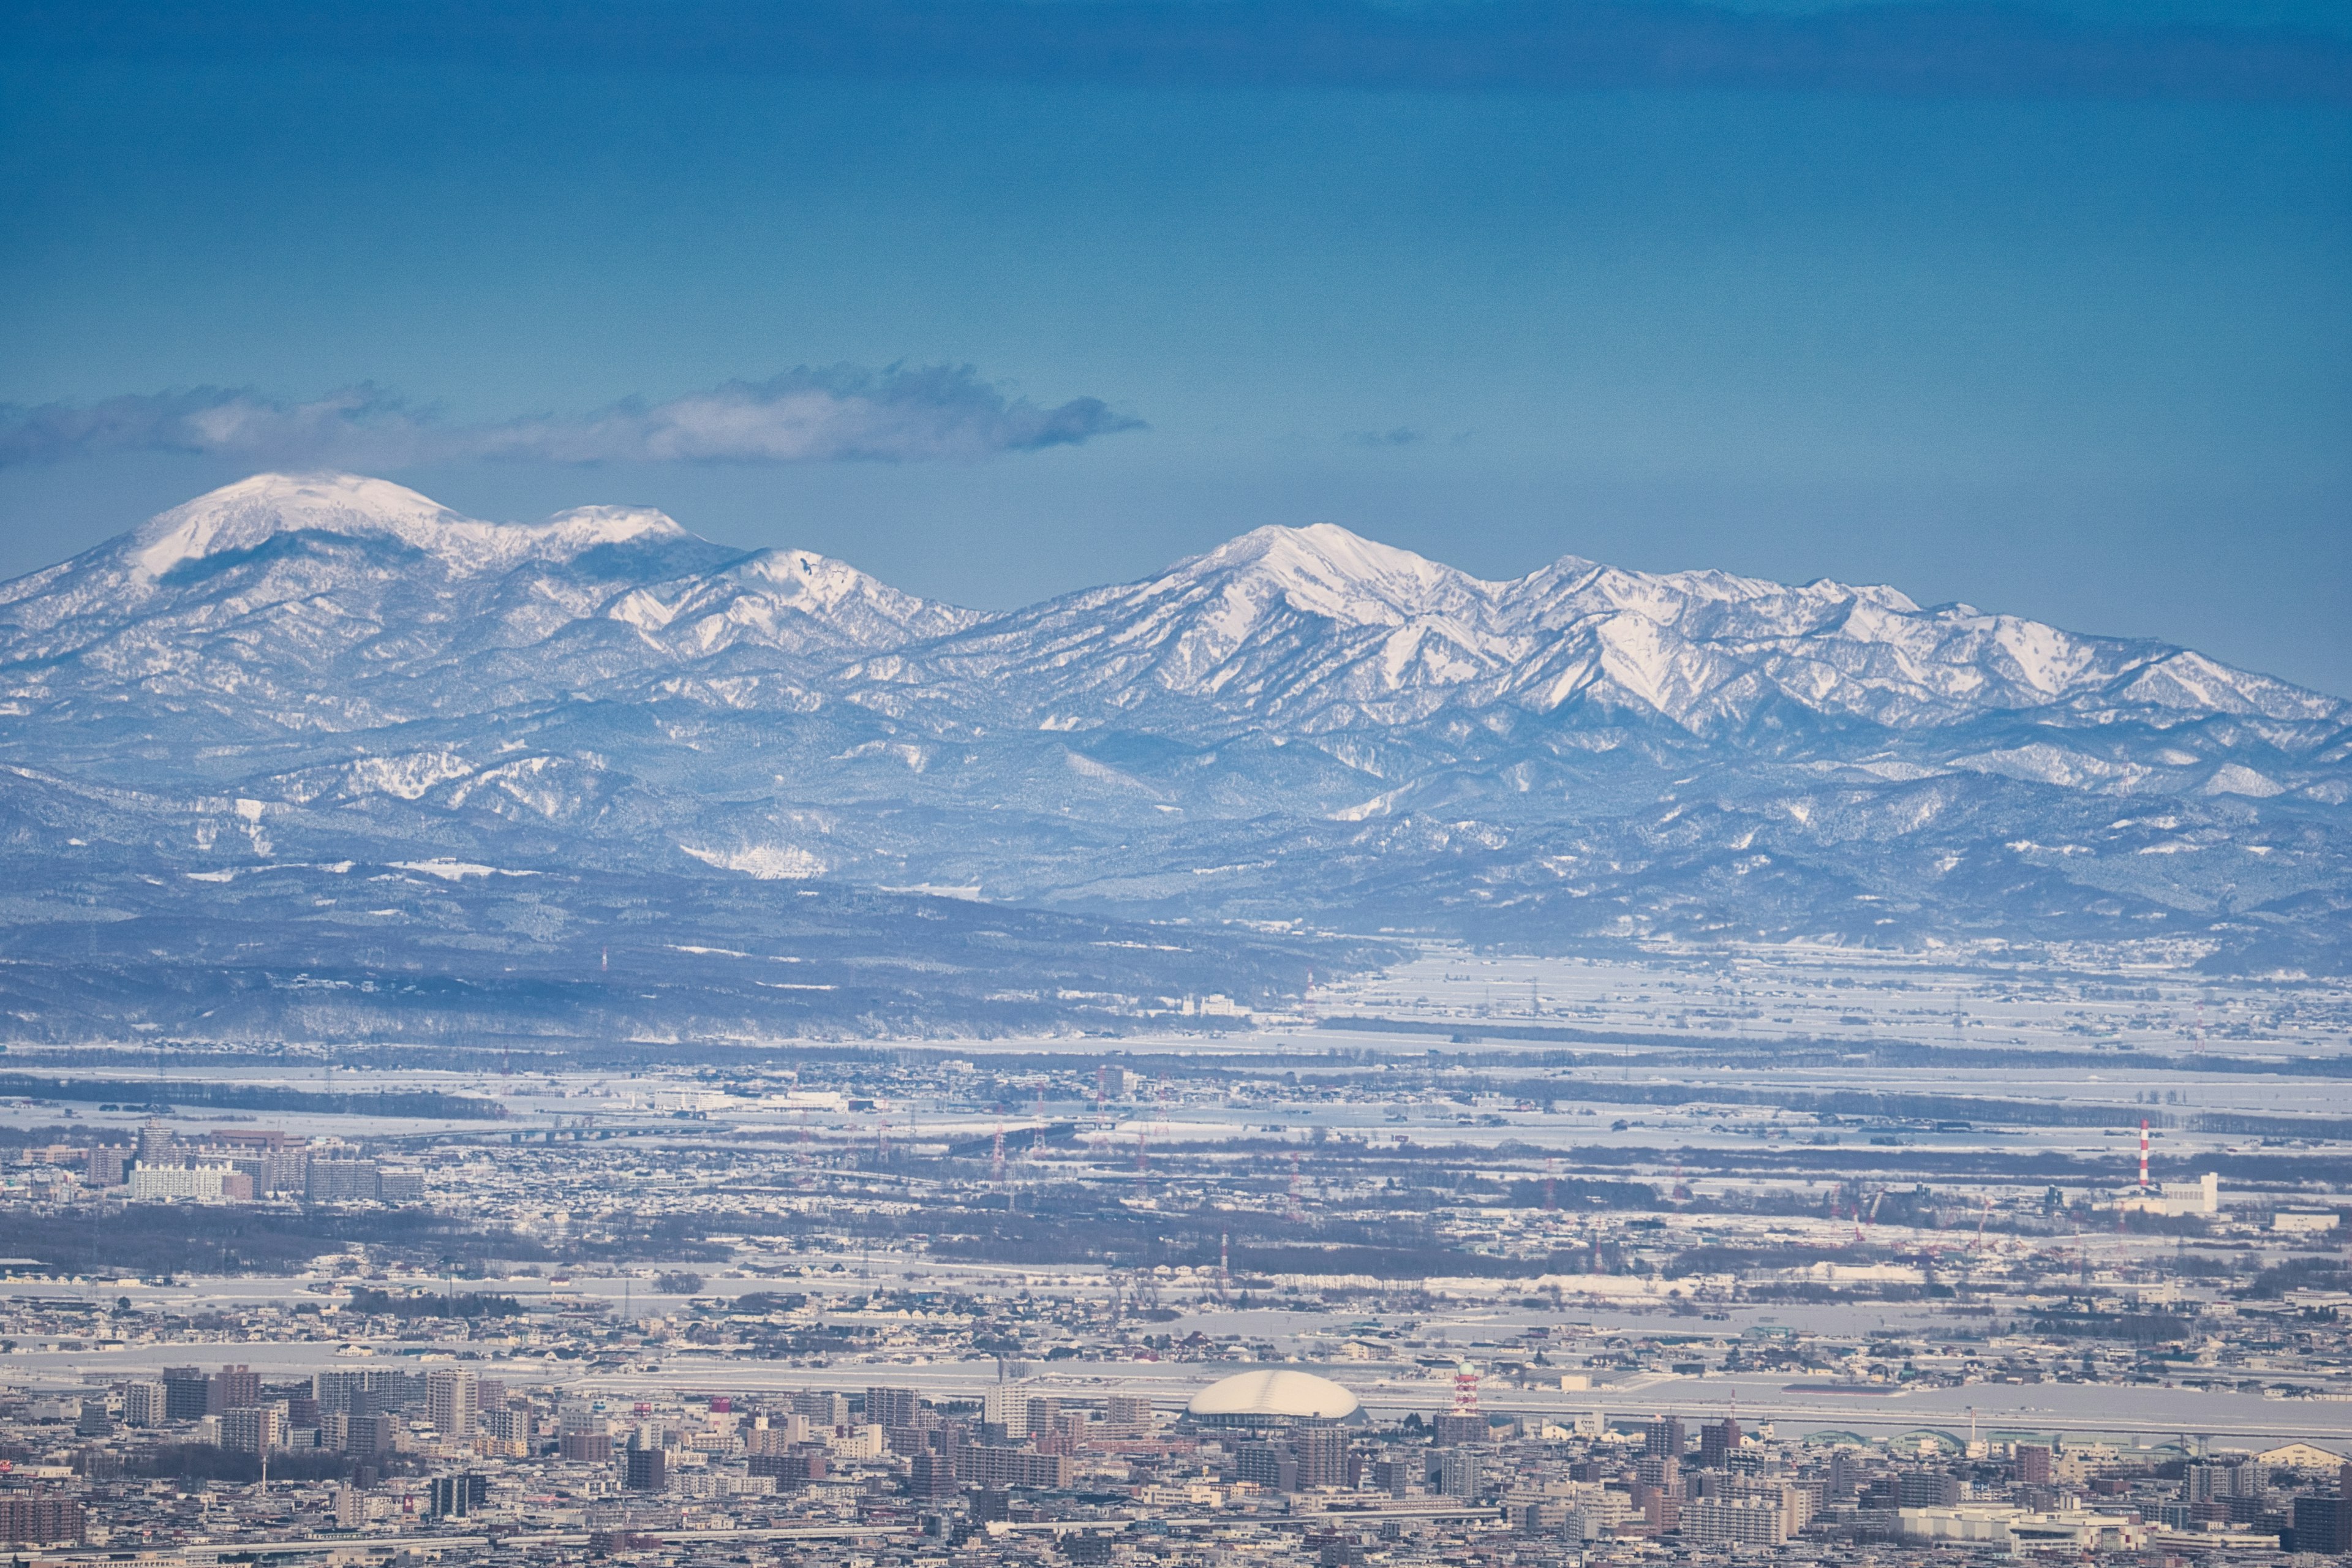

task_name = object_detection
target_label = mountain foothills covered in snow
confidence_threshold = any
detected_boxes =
[1,473,2346,1037]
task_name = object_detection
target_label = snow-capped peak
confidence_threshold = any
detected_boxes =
[601,543,983,654]
[1172,522,1499,627]
[12,475,2339,747]
[532,503,693,558]
[126,472,687,579]
[731,546,907,612]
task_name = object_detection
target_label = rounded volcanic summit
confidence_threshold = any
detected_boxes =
[1186,1368,1359,1423]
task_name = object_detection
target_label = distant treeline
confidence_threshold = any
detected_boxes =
[2181,1111,2352,1140]
[1424,1069,2166,1131]
[0,1200,719,1277]
[0,1073,503,1121]
[92,1443,353,1483]
[1362,1066,2352,1139]
[345,1287,523,1319]
[1322,1015,2352,1080]
[2026,1309,2196,1343]
[1226,1243,1642,1281]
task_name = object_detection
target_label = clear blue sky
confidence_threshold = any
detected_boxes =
[2,1,2346,692]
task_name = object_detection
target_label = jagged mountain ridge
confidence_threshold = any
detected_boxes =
[2,472,2347,989]
[7,477,2332,744]
[861,520,2336,741]
[0,473,983,735]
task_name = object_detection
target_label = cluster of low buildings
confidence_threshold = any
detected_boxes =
[0,1039,2345,1564]
[9,1122,423,1205]
[4,1359,2351,1563]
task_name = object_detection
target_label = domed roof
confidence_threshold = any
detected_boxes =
[1186,1368,1359,1421]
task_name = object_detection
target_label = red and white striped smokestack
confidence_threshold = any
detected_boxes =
[2139,1119,2150,1191]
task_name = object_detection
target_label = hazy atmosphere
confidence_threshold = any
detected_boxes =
[2,4,2350,1565]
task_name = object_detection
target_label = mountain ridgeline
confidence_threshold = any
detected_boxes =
[1,472,2345,1039]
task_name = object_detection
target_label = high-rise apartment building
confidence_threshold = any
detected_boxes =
[1685,1497,1787,1546]
[207,1365,261,1414]
[910,1451,959,1498]
[0,1494,84,1547]
[428,1474,487,1518]
[791,1390,848,1427]
[982,1384,1030,1438]
[305,1158,382,1202]
[221,1406,281,1455]
[624,1441,668,1492]
[163,1366,211,1421]
[137,1119,175,1165]
[1294,1428,1348,1490]
[866,1386,919,1428]
[427,1370,477,1438]
[123,1381,167,1427]
[1237,1442,1297,1493]
[345,1413,398,1459]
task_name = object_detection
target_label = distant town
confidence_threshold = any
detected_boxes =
[2,948,2351,1562]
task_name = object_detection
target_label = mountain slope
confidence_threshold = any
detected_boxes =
[0,472,2345,1016]
[0,473,974,741]
[861,519,2339,744]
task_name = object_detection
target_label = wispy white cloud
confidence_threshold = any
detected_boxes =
[0,366,1142,468]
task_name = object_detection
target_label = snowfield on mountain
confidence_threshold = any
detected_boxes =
[1,471,2345,1029]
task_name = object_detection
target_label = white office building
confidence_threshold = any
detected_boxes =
[983,1382,1031,1438]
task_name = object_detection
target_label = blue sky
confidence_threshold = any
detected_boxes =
[2,1,2347,692]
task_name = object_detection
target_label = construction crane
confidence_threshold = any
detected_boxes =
[1852,1186,1883,1245]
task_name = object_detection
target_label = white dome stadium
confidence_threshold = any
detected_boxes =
[1186,1368,1360,1422]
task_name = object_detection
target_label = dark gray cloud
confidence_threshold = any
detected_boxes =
[7,1,2347,105]
[0,367,1144,469]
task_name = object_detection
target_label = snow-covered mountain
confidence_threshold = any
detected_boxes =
[0,472,972,732]
[862,519,2336,741]
[2,472,2346,1013]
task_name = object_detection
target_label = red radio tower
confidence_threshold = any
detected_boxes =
[2138,1120,2150,1191]
[1453,1362,1481,1414]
